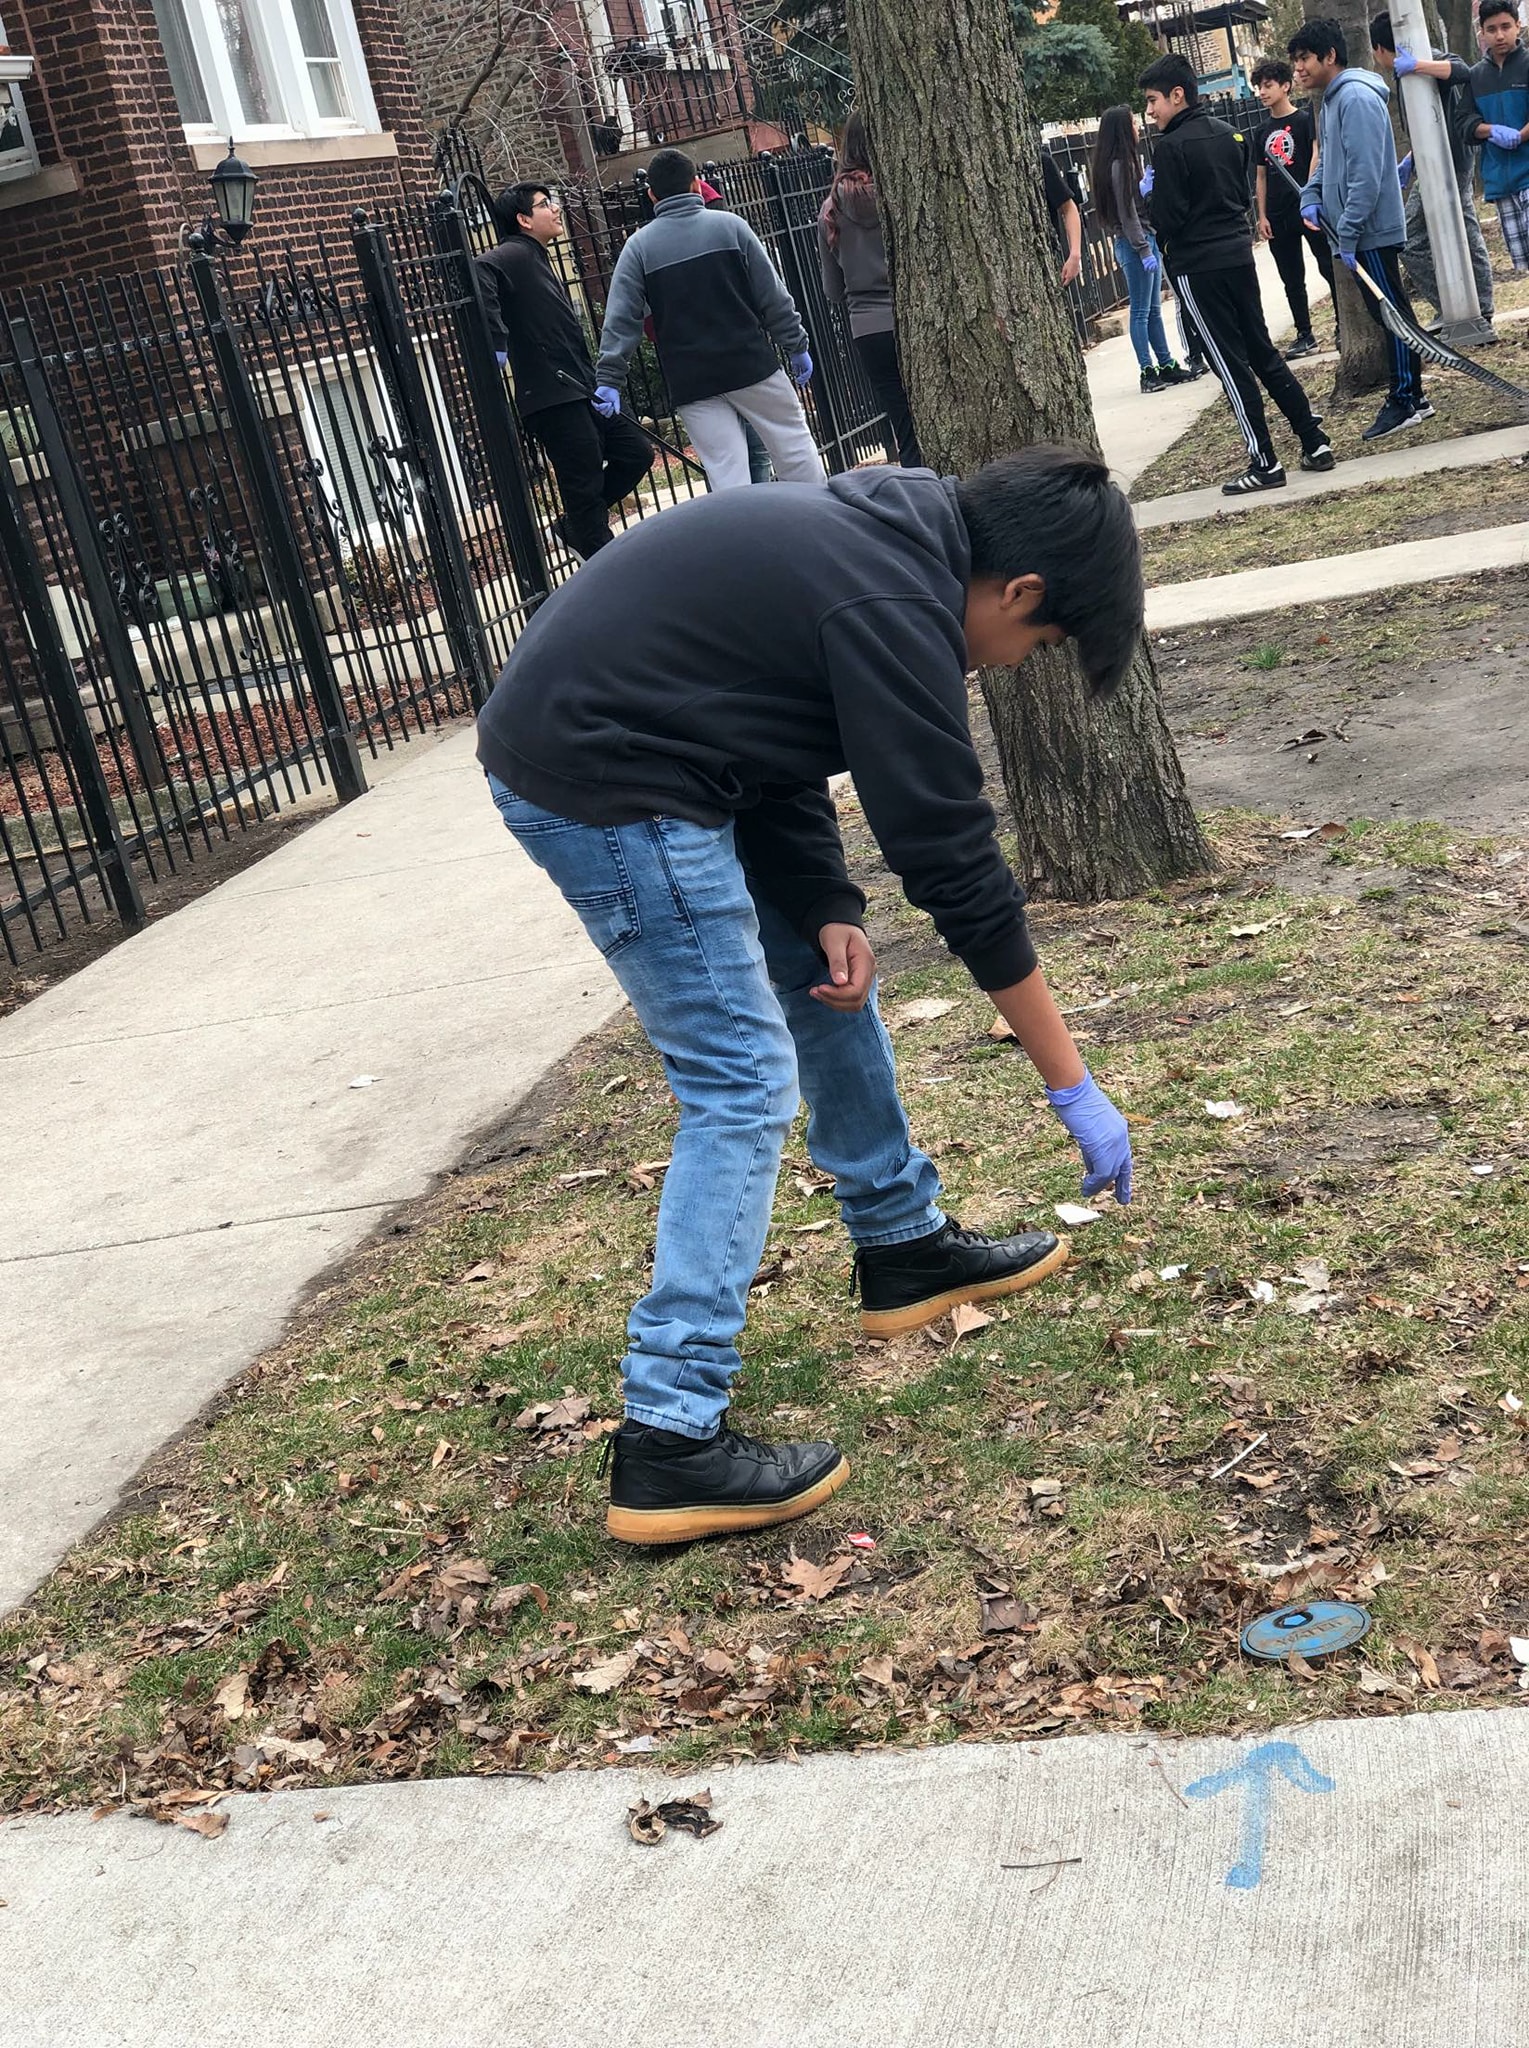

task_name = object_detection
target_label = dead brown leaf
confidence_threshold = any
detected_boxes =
[175,1810,229,1839]
[212,1670,250,1721]
[486,1582,548,1618]
[628,1790,721,1845]
[951,1303,994,1342]
[572,1650,637,1695]
[780,1554,854,1602]
[436,1558,494,1602]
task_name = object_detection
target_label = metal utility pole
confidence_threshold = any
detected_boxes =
[1391,0,1493,346]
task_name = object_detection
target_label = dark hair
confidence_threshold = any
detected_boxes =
[1250,57,1293,86]
[1479,0,1518,22]
[1090,106,1141,235]
[1288,18,1348,64]
[647,148,697,200]
[493,181,552,237]
[1138,53,1198,104]
[1369,13,1395,49]
[840,109,872,176]
[954,446,1143,700]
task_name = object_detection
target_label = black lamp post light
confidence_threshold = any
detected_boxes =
[193,139,258,247]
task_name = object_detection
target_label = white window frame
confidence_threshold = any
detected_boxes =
[167,0,381,145]
[0,5,42,184]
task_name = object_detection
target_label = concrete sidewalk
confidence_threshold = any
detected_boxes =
[1146,518,1529,631]
[1136,419,1529,532]
[3,1707,1523,2047]
[0,727,619,1615]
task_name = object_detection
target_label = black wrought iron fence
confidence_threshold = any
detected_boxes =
[0,203,558,968]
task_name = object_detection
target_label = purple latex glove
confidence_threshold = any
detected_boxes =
[789,349,813,387]
[1393,48,1418,75]
[593,385,621,417]
[1489,124,1523,150]
[1047,1070,1133,1205]
[495,350,508,369]
[1139,165,1155,197]
[1301,204,1321,231]
[1340,249,1359,271]
[1141,249,1159,272]
[1397,153,1414,189]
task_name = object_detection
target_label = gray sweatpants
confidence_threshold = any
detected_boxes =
[1402,161,1495,319]
[679,370,823,491]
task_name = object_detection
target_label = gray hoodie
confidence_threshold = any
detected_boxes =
[817,186,894,337]
[1300,65,1407,254]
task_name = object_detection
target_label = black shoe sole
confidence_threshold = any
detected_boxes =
[859,1236,1071,1339]
[607,1455,850,1545]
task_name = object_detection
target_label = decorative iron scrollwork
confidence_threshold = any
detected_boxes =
[98,510,159,631]
[188,483,248,612]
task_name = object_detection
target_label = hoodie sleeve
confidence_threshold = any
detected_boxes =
[1456,68,1487,153]
[474,252,511,356]
[594,238,650,391]
[733,785,865,941]
[818,595,1037,991]
[1333,87,1387,252]
[1146,136,1190,265]
[737,221,810,353]
[817,211,847,306]
[1111,161,1150,255]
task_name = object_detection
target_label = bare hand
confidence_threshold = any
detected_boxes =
[1060,251,1082,287]
[1257,216,1274,242]
[811,924,876,1012]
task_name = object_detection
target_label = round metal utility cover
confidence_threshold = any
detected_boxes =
[1241,1600,1371,1661]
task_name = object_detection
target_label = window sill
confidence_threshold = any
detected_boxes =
[188,132,398,171]
[0,160,81,211]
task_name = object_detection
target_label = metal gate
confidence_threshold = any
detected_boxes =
[0,202,550,968]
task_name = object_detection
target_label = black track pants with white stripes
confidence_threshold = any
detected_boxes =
[1171,260,1321,469]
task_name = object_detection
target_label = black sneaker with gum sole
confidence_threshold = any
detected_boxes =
[852,1219,1069,1338]
[605,1419,848,1545]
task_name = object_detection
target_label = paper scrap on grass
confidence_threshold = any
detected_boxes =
[1204,1100,1244,1121]
[1248,1280,1277,1306]
[1055,1202,1101,1227]
[891,998,956,1028]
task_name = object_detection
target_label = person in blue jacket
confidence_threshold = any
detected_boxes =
[1458,0,1529,273]
[1290,17,1430,441]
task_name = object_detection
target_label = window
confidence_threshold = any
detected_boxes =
[0,6,41,183]
[149,0,379,139]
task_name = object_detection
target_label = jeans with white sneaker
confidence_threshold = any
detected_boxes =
[488,777,944,1438]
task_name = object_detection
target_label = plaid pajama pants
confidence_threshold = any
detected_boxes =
[1497,188,1529,271]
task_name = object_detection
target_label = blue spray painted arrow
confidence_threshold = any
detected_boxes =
[1184,1740,1335,1890]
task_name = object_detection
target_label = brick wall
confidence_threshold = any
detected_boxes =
[1,0,439,292]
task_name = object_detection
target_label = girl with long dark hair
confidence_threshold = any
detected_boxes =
[1090,105,1189,392]
[818,112,924,466]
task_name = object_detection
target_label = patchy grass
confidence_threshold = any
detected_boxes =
[4,796,1528,1820]
[1132,318,1529,502]
[1141,458,1529,587]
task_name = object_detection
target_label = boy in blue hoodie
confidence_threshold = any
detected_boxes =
[1458,0,1529,272]
[1290,17,1431,440]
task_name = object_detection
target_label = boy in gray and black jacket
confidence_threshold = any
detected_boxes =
[595,148,823,491]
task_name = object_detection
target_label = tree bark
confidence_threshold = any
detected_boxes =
[843,0,1211,901]
[1312,0,1392,397]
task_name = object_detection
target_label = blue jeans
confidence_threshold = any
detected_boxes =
[488,778,944,1437]
[1114,232,1172,371]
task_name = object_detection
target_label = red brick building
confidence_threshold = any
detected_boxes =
[0,0,437,289]
[395,0,791,191]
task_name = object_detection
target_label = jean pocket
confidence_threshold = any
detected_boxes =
[504,811,641,959]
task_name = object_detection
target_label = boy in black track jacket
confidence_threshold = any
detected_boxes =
[477,449,1141,1547]
[1140,53,1336,494]
[475,182,653,561]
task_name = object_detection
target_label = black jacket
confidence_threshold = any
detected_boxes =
[1150,102,1254,274]
[474,234,594,417]
[475,470,1036,991]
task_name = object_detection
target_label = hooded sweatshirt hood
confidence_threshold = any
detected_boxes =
[475,472,1037,992]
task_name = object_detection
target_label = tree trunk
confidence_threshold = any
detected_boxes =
[843,0,1211,902]
[1313,0,1391,397]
